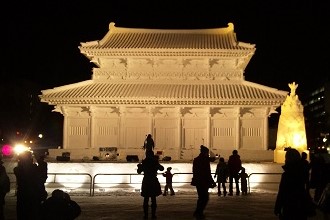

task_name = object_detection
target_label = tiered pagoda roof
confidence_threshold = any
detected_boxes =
[79,22,255,58]
[40,23,287,106]
[40,80,287,106]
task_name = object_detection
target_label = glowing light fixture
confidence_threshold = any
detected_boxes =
[13,144,31,155]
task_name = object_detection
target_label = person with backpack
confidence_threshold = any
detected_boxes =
[0,159,10,220]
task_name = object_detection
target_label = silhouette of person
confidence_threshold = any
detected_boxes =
[14,151,43,220]
[143,134,155,152]
[0,159,10,220]
[239,167,248,195]
[137,150,164,219]
[310,153,327,203]
[227,150,242,196]
[41,189,81,220]
[162,167,175,196]
[301,152,310,192]
[214,157,228,196]
[274,148,312,220]
[191,145,216,219]
[37,154,48,202]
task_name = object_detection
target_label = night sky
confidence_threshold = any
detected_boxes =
[1,1,329,144]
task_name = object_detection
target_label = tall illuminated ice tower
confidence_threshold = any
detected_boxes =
[274,82,308,163]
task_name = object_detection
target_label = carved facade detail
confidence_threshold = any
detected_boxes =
[93,57,245,80]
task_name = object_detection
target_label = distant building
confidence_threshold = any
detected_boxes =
[39,23,287,161]
[303,81,330,149]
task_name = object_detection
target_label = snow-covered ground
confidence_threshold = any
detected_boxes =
[3,189,328,220]
[2,190,278,220]
[3,161,328,219]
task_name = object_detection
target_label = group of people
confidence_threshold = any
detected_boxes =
[191,146,249,219]
[3,134,329,220]
[137,133,176,219]
[274,148,330,220]
[214,151,248,197]
[13,151,49,219]
[138,134,248,219]
[2,151,81,220]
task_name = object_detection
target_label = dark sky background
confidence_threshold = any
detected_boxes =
[1,1,329,144]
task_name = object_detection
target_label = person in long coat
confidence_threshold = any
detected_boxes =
[137,150,164,219]
[227,150,242,196]
[191,145,216,219]
[274,148,313,220]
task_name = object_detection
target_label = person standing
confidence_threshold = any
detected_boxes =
[191,145,216,219]
[310,153,327,203]
[227,150,242,196]
[301,152,310,192]
[214,157,228,196]
[238,167,249,195]
[137,150,164,219]
[0,159,10,220]
[37,154,48,202]
[162,167,175,196]
[14,151,42,220]
[143,134,155,152]
[274,148,314,220]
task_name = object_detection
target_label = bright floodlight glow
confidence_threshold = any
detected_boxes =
[38,134,43,138]
[14,144,29,155]
[292,133,304,147]
[52,175,86,189]
[1,144,13,156]
[94,174,137,188]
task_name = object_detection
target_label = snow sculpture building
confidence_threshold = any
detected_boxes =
[40,22,287,161]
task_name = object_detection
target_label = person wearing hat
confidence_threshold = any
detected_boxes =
[162,167,175,196]
[191,145,216,219]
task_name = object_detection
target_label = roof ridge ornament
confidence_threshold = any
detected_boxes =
[109,22,116,30]
[227,23,234,32]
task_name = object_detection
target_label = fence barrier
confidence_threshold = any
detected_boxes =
[8,172,93,196]
[7,172,282,197]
